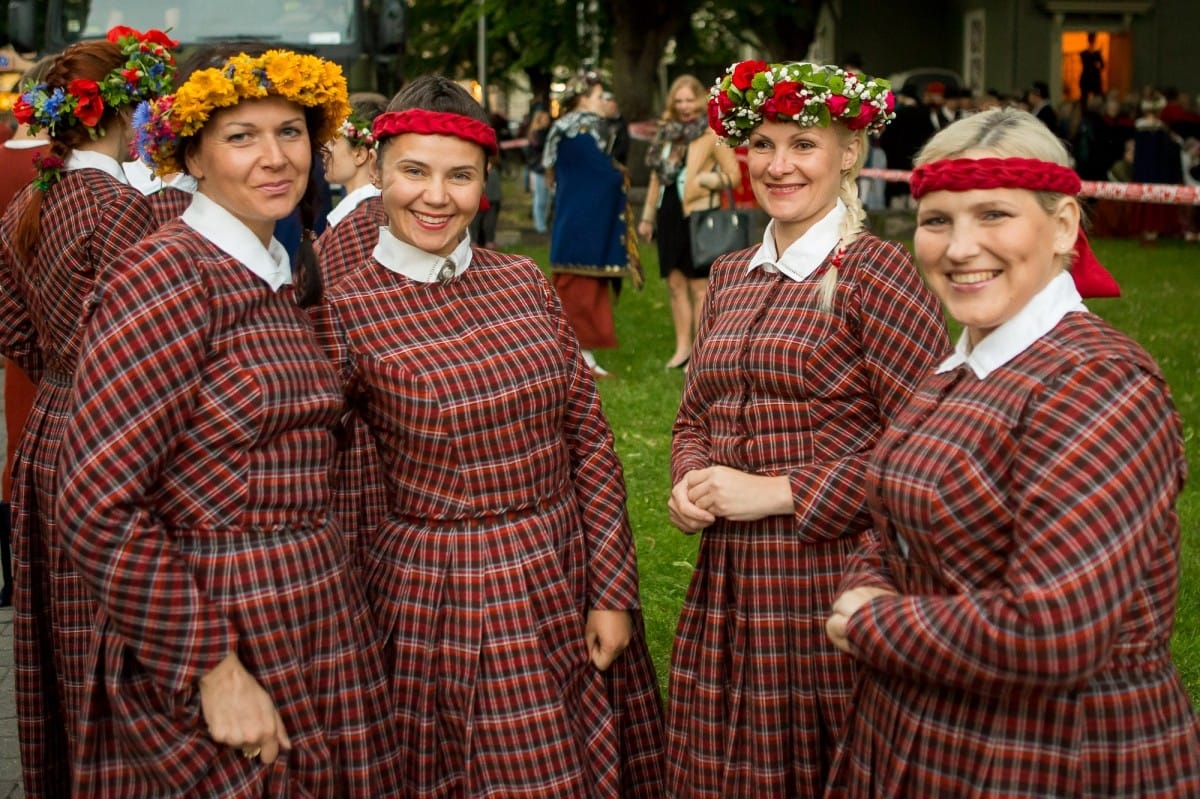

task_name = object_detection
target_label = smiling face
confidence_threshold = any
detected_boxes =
[746,119,860,251]
[377,131,486,256]
[185,95,311,244]
[914,185,1079,346]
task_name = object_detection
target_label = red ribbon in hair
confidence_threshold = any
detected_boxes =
[372,109,499,155]
[910,157,1120,298]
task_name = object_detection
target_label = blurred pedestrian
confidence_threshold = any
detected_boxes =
[524,107,552,233]
[544,71,642,379]
[638,73,740,370]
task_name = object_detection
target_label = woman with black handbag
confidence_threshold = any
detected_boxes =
[638,74,741,370]
[664,60,949,797]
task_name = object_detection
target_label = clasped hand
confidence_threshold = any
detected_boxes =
[826,586,896,654]
[668,466,793,533]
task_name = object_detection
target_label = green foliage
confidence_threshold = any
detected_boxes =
[498,184,1200,700]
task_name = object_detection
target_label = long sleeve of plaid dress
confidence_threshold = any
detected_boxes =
[56,224,401,797]
[829,312,1200,798]
[0,171,155,799]
[311,247,664,797]
[665,233,949,799]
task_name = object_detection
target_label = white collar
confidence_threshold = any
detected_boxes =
[326,183,382,228]
[182,192,293,291]
[372,226,474,283]
[165,173,198,193]
[65,149,128,184]
[3,138,48,150]
[748,199,846,282]
[122,159,161,194]
[936,271,1088,379]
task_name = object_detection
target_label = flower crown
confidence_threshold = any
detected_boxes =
[708,60,896,145]
[13,25,177,140]
[134,49,350,176]
[340,114,376,148]
[560,69,603,108]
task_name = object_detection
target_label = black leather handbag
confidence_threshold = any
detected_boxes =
[689,189,751,271]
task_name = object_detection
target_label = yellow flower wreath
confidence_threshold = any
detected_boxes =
[136,49,350,175]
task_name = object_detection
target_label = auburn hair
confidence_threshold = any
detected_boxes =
[12,40,127,264]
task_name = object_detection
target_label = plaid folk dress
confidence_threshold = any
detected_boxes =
[312,193,387,555]
[0,166,155,799]
[311,244,665,797]
[667,233,948,798]
[55,215,402,798]
[145,184,194,229]
[827,302,1200,798]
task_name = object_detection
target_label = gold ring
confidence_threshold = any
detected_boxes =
[241,746,261,759]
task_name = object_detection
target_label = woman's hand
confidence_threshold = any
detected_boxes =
[686,466,794,522]
[826,586,897,654]
[698,171,724,191]
[585,609,633,671]
[668,471,717,533]
[199,652,291,764]
[637,219,654,242]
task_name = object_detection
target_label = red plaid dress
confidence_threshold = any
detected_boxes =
[55,222,403,797]
[0,171,155,799]
[146,185,193,229]
[311,248,665,797]
[667,234,949,798]
[827,312,1200,798]
[312,194,387,555]
[315,194,385,289]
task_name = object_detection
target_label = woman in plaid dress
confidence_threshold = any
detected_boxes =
[0,31,175,797]
[310,75,665,797]
[666,61,949,797]
[826,108,1200,797]
[54,48,402,796]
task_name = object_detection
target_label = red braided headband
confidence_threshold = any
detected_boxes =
[910,157,1079,199]
[372,109,499,155]
[909,157,1119,299]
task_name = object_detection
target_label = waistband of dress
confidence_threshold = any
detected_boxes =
[389,492,571,528]
[175,511,332,547]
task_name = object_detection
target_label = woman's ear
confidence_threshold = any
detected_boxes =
[840,132,862,172]
[1052,196,1081,256]
[184,142,202,181]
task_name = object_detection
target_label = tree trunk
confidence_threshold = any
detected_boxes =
[608,0,692,123]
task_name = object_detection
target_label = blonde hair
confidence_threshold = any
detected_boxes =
[816,124,869,310]
[662,74,707,123]
[915,106,1074,215]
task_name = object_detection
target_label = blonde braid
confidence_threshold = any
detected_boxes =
[816,129,869,311]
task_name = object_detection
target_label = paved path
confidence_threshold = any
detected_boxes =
[0,363,23,797]
[0,604,21,798]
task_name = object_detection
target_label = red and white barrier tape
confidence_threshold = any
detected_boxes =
[859,167,1200,206]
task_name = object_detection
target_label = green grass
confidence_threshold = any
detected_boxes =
[496,181,1200,698]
